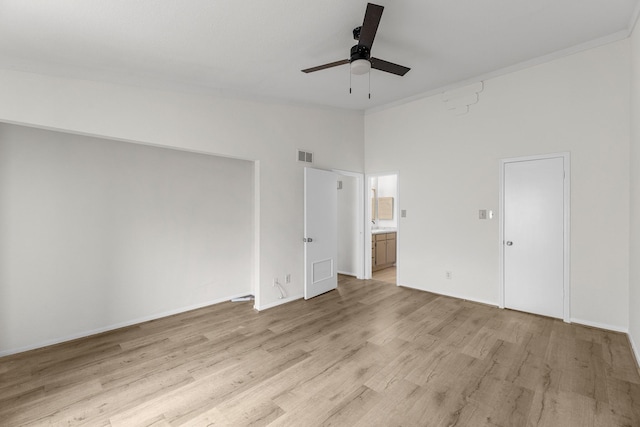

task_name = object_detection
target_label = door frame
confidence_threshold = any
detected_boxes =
[253,161,261,310]
[365,171,400,282]
[333,169,365,280]
[499,152,571,322]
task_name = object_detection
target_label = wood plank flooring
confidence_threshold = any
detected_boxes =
[372,266,396,285]
[1,275,639,426]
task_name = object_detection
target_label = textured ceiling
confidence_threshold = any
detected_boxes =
[0,0,638,111]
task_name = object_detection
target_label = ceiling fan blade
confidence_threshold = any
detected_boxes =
[358,3,384,50]
[301,59,349,73]
[370,57,410,76]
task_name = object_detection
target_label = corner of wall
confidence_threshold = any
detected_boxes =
[629,15,640,368]
[629,333,640,374]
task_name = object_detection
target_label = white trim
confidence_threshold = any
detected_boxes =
[0,293,252,357]
[252,161,261,311]
[333,169,365,280]
[498,161,505,309]
[396,173,401,286]
[499,152,571,322]
[337,270,358,276]
[366,31,629,116]
[629,0,640,36]
[398,283,498,308]
[629,332,640,372]
[365,171,400,282]
[254,294,304,311]
[570,318,628,334]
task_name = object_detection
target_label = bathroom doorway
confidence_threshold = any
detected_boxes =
[367,173,398,285]
[335,170,365,281]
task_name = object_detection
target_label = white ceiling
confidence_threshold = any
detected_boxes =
[1,0,638,111]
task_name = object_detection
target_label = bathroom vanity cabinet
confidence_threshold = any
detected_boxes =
[372,231,396,271]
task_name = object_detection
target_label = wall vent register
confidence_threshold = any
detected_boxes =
[297,150,314,163]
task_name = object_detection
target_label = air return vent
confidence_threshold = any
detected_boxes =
[297,149,314,163]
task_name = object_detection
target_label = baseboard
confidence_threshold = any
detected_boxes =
[629,332,640,374]
[254,294,304,311]
[570,317,628,334]
[0,292,251,358]
[397,283,498,308]
[337,270,357,277]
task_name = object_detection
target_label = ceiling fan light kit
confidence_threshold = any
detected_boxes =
[349,44,371,75]
[302,2,410,84]
[350,59,371,75]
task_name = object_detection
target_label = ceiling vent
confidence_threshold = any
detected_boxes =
[297,149,314,163]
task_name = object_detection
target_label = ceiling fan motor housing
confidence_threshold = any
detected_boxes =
[350,44,370,62]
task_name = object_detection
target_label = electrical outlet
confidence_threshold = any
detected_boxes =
[285,274,291,284]
[446,271,452,280]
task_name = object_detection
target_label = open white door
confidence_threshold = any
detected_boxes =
[304,167,338,299]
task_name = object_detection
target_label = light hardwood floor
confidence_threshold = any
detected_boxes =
[1,275,639,426]
[372,266,396,284]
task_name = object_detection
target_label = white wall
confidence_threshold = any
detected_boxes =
[337,175,358,275]
[2,36,637,355]
[0,124,254,355]
[630,21,640,361]
[365,40,631,330]
[0,69,364,317]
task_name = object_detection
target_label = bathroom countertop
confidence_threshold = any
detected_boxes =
[371,228,397,234]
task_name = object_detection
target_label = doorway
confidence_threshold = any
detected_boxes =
[367,173,399,284]
[336,173,364,279]
[500,153,570,321]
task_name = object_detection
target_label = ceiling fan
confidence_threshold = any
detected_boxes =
[302,3,410,77]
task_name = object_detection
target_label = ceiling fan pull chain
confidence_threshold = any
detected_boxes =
[349,70,352,94]
[369,71,371,99]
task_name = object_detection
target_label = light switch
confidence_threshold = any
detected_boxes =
[401,209,407,218]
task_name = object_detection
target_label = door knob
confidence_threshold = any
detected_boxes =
[506,241,513,246]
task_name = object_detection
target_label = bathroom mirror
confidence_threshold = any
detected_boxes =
[378,197,394,220]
